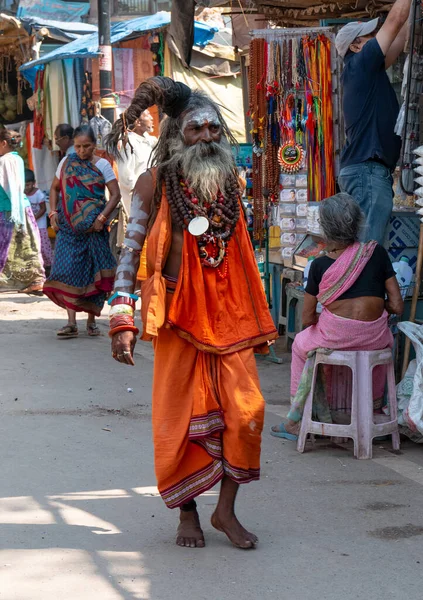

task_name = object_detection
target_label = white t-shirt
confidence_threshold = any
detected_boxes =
[117,132,157,213]
[56,156,116,184]
[27,189,47,229]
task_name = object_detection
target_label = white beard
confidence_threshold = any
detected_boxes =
[166,136,235,202]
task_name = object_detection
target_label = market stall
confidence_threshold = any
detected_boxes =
[0,15,33,126]
[20,12,217,145]
[247,27,338,263]
[244,19,423,344]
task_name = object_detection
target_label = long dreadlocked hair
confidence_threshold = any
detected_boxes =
[106,77,239,225]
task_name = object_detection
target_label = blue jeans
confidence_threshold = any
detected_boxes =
[338,161,393,245]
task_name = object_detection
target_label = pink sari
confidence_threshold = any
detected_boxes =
[290,242,393,400]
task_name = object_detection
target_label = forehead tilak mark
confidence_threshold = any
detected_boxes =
[182,108,220,129]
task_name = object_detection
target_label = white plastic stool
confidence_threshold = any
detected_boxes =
[297,349,400,459]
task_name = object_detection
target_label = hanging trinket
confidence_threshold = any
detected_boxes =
[188,216,209,236]
[278,142,305,173]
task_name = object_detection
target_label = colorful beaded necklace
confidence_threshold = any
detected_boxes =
[165,167,241,277]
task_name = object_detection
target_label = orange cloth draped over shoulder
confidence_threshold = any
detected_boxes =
[141,183,277,509]
[136,245,148,284]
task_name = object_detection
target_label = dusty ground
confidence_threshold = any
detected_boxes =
[1,292,423,600]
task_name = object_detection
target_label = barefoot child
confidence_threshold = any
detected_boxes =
[25,169,53,271]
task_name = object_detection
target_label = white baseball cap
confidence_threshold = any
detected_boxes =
[335,18,379,58]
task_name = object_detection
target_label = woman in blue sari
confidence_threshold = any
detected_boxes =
[44,125,121,337]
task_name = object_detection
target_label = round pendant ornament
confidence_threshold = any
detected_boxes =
[278,142,304,173]
[188,216,209,237]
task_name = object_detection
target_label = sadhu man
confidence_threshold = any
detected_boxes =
[106,77,277,549]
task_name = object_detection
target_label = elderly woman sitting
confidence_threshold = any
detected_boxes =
[272,193,404,440]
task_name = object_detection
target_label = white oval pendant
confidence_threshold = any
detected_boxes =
[188,216,209,237]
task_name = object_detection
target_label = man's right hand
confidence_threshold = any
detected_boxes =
[111,331,137,365]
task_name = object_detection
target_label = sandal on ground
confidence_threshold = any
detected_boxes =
[87,323,101,337]
[57,324,78,338]
[270,423,299,441]
[22,283,44,296]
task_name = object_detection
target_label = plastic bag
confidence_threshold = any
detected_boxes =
[397,322,423,439]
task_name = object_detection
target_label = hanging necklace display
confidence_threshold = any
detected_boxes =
[249,37,267,242]
[279,92,305,173]
[265,40,281,204]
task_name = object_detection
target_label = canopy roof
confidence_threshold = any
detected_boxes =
[23,16,97,42]
[20,11,217,71]
[252,0,394,25]
[211,0,394,26]
[0,13,97,47]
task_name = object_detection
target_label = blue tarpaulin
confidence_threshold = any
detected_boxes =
[20,12,216,78]
[18,0,91,22]
[22,17,97,41]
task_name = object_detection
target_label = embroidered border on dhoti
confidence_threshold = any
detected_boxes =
[188,410,225,439]
[161,459,224,509]
[223,459,260,483]
[193,437,222,459]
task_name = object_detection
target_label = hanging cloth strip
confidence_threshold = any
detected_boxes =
[303,34,335,202]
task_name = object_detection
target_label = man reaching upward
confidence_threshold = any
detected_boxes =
[336,0,412,243]
[106,77,277,549]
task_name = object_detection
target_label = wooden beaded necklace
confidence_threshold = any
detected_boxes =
[249,37,267,242]
[165,166,241,277]
[265,41,281,204]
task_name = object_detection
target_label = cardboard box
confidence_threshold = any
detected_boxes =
[387,213,420,249]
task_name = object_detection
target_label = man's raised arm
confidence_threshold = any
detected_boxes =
[377,0,412,59]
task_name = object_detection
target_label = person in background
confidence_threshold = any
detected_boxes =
[44,125,121,337]
[116,109,157,282]
[335,0,412,244]
[25,169,53,274]
[117,109,157,215]
[0,130,45,294]
[271,194,403,440]
[54,124,74,156]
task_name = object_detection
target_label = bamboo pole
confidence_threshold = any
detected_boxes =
[402,223,423,378]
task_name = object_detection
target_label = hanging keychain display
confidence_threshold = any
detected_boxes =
[278,142,304,173]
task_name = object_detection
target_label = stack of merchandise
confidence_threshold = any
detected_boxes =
[414,146,423,219]
[279,173,308,261]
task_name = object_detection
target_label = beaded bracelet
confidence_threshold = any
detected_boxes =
[110,296,136,310]
[109,315,135,329]
[109,304,134,317]
[122,242,142,255]
[108,325,139,338]
[108,291,139,305]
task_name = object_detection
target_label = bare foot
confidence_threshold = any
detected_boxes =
[271,420,300,435]
[211,510,258,549]
[176,508,205,548]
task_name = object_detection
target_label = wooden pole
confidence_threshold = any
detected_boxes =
[402,222,423,378]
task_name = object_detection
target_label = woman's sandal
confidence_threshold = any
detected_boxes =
[270,423,299,441]
[57,324,78,338]
[22,283,44,296]
[87,323,101,337]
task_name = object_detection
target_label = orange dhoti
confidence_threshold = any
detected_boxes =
[153,305,264,508]
[141,179,277,509]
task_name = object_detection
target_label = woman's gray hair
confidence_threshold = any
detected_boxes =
[319,193,363,246]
